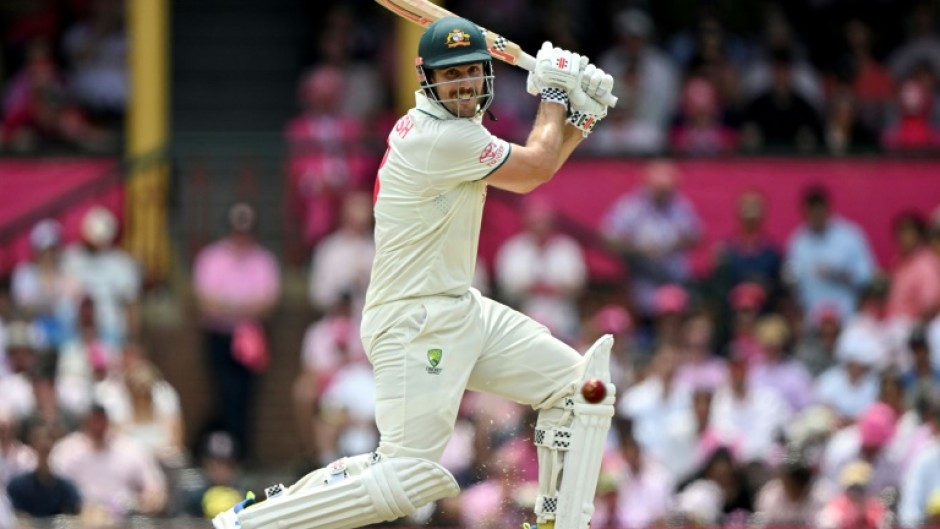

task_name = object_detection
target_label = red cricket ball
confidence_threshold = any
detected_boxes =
[580,377,607,403]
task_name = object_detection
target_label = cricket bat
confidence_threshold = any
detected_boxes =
[375,0,618,107]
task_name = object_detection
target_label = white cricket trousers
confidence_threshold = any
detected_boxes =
[360,288,584,463]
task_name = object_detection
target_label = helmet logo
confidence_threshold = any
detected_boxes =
[446,29,471,48]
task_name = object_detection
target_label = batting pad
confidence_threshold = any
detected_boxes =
[534,334,616,529]
[237,456,460,529]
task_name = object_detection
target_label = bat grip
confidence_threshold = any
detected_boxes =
[518,53,619,108]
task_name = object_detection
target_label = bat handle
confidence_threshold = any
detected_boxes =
[517,53,619,108]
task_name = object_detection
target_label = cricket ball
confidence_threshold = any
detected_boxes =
[580,377,607,403]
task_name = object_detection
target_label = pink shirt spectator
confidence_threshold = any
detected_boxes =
[888,247,940,321]
[194,240,280,331]
[50,430,166,519]
[674,358,729,394]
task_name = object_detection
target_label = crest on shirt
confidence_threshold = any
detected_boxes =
[446,29,471,48]
[426,348,443,374]
[479,141,504,166]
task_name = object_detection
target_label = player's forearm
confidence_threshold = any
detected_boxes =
[553,124,585,172]
[526,102,571,171]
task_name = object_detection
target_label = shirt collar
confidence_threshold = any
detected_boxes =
[415,90,483,122]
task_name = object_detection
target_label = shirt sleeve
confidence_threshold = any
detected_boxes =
[424,121,510,186]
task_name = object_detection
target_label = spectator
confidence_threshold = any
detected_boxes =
[307,190,374,315]
[724,281,769,365]
[887,2,940,85]
[785,184,877,323]
[675,445,755,523]
[20,373,82,443]
[293,292,365,467]
[6,423,81,519]
[674,312,728,395]
[839,277,911,371]
[899,389,940,528]
[710,190,784,311]
[600,419,674,529]
[902,326,940,402]
[0,406,36,494]
[2,38,111,153]
[591,8,680,155]
[824,86,881,155]
[669,76,738,155]
[193,202,280,461]
[618,344,690,463]
[639,283,690,356]
[816,460,889,529]
[49,404,166,522]
[814,328,882,421]
[819,402,902,499]
[95,353,187,469]
[600,160,702,322]
[61,205,142,349]
[310,330,376,464]
[60,0,127,125]
[882,65,940,152]
[0,321,39,419]
[659,387,716,482]
[285,65,374,248]
[754,454,827,527]
[55,295,114,415]
[495,195,588,343]
[457,440,532,529]
[180,431,248,519]
[887,210,940,323]
[739,8,824,110]
[707,352,791,465]
[11,219,80,350]
[749,314,815,413]
[795,304,843,376]
[739,46,825,153]
[827,17,895,133]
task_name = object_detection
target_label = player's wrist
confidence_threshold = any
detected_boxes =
[540,87,569,108]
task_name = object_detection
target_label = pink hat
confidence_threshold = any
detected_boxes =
[593,304,632,334]
[858,402,897,449]
[654,284,689,315]
[729,282,766,311]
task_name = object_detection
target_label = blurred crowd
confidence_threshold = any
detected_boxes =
[288,154,940,529]
[4,0,940,528]
[0,0,126,154]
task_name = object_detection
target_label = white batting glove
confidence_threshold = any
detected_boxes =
[527,42,567,106]
[533,41,582,93]
[567,59,614,137]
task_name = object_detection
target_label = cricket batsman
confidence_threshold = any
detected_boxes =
[214,15,616,529]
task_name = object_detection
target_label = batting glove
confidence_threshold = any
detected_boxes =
[534,41,582,93]
[567,60,613,137]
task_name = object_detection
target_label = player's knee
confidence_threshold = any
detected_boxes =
[368,455,460,519]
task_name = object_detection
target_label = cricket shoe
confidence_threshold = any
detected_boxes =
[522,522,555,529]
[212,491,256,529]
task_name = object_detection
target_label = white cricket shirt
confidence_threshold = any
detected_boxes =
[363,91,511,316]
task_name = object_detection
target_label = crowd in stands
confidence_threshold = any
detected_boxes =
[4,0,940,528]
[0,0,126,154]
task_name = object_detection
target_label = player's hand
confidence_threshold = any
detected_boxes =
[580,61,615,104]
[567,59,613,137]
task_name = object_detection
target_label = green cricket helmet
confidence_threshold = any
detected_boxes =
[416,16,494,117]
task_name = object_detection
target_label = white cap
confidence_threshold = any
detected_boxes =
[81,206,117,246]
[835,326,882,366]
[29,219,62,251]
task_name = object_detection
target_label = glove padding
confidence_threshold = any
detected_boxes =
[567,59,614,137]
[528,41,582,94]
